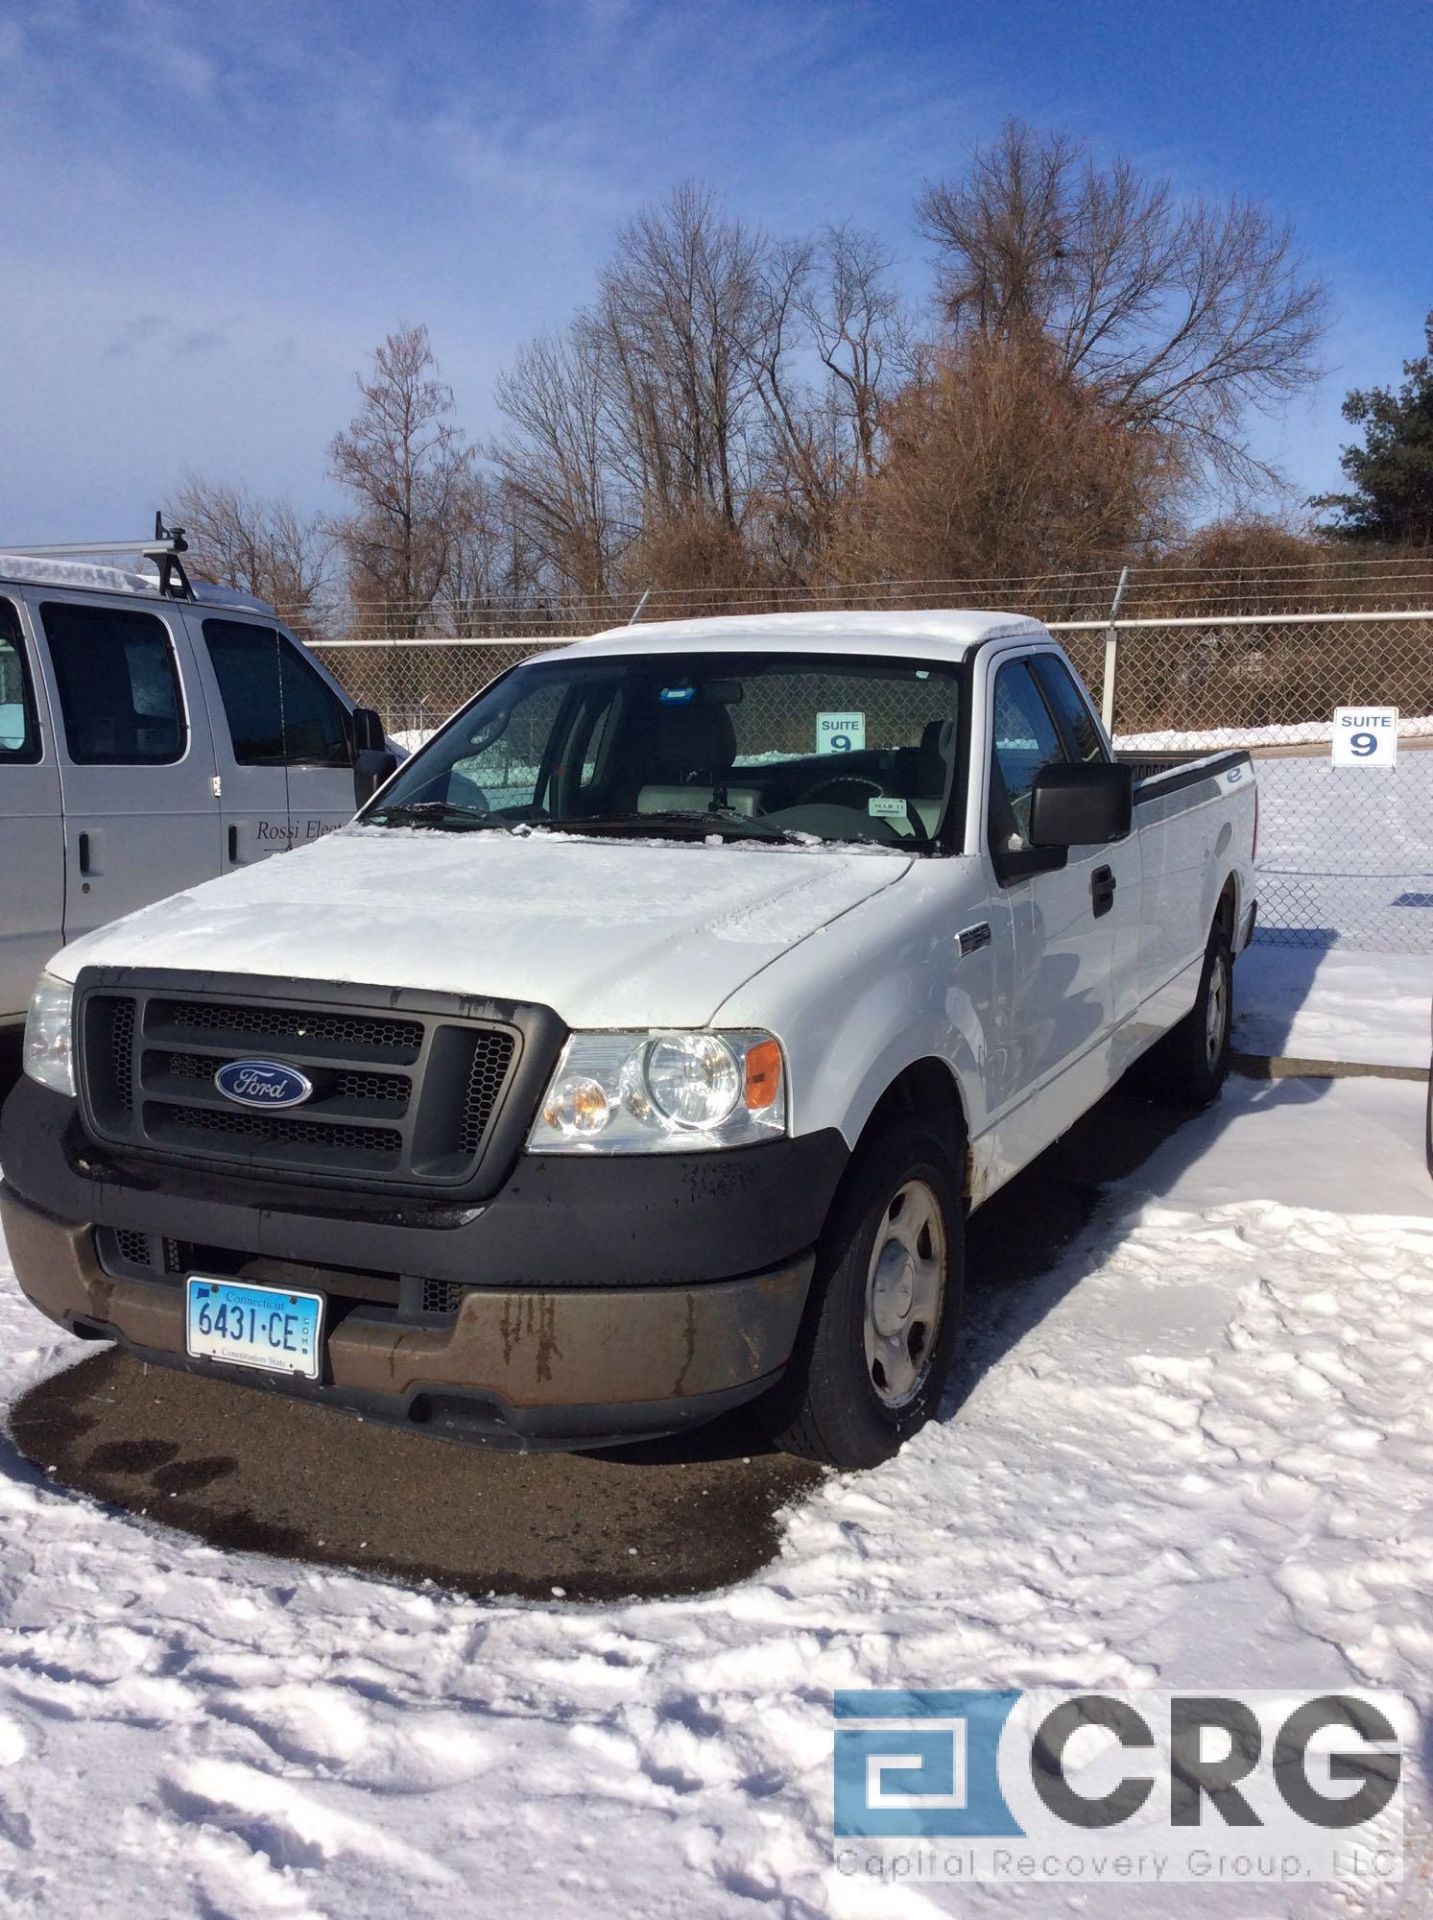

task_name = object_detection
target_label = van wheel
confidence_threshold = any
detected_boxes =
[1149,925,1234,1109]
[762,1119,964,1469]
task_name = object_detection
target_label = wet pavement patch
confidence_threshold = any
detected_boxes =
[5,1088,1198,1605]
[8,1349,823,1602]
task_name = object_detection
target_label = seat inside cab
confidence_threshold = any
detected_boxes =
[632,700,951,837]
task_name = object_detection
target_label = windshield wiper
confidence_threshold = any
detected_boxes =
[645,809,810,843]
[365,800,505,830]
[553,810,808,845]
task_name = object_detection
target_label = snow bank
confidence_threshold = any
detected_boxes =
[1,1075,1430,1916]
[1116,715,1433,751]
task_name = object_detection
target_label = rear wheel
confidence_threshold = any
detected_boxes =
[762,1118,964,1469]
[1146,923,1234,1109]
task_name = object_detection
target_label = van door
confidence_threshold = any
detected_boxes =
[30,594,221,944]
[186,614,357,869]
[274,640,362,846]
[0,595,64,1022]
[977,654,1120,1180]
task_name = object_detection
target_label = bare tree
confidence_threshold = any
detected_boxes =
[851,332,1178,586]
[495,185,793,600]
[492,325,619,596]
[171,478,332,632]
[743,226,911,580]
[329,325,474,635]
[594,182,769,534]
[799,225,910,478]
[916,122,1328,491]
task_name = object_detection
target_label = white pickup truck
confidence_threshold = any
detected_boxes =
[2,612,1257,1468]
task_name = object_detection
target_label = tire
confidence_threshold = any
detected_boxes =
[1145,924,1234,1109]
[761,1117,964,1469]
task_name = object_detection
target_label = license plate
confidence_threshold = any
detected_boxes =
[185,1277,324,1380]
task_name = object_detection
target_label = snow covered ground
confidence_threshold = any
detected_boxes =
[1236,945,1433,1068]
[1,1053,1431,1912]
[1,921,1431,1914]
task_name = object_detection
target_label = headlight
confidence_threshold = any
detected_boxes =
[531,1030,786,1153]
[23,970,76,1096]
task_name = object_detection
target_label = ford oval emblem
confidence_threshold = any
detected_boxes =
[214,1059,314,1109]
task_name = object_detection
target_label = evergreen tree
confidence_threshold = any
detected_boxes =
[1316,315,1433,544]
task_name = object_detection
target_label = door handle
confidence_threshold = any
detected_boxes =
[228,824,239,864]
[77,831,91,876]
[1091,864,1116,918]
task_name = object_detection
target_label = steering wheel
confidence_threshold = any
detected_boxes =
[797,774,884,809]
[793,774,929,842]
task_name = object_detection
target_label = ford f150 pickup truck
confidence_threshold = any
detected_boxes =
[1,612,1258,1468]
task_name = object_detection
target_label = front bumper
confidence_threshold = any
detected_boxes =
[0,1183,812,1446]
[0,1078,847,1447]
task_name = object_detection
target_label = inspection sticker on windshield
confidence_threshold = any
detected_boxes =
[869,796,908,819]
[818,712,865,754]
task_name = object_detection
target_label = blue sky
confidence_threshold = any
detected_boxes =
[1,0,1428,542]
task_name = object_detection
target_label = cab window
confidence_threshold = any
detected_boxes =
[988,658,1074,876]
[1034,655,1107,763]
[446,675,569,811]
[203,620,352,768]
[42,602,185,765]
[0,598,41,763]
[990,661,1069,833]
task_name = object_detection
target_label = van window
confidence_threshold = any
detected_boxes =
[42,602,185,765]
[202,620,351,768]
[0,599,41,763]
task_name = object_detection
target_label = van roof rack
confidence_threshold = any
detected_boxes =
[4,512,195,600]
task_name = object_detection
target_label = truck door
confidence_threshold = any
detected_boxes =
[0,595,64,1022]
[30,594,220,946]
[187,614,357,869]
[1030,652,1142,1029]
[977,654,1121,1171]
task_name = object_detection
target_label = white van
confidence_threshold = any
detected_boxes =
[0,532,395,1028]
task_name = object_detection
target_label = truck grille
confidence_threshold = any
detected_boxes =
[75,973,555,1196]
[155,998,424,1056]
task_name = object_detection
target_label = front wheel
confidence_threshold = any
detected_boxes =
[761,1119,964,1469]
[1148,924,1234,1109]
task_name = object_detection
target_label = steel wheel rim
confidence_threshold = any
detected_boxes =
[1205,952,1229,1068]
[863,1178,947,1410]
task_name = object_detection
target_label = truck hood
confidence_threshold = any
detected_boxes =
[52,825,912,1027]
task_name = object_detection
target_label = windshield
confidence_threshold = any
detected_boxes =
[364,650,964,850]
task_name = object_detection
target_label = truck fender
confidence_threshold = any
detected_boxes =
[790,974,985,1161]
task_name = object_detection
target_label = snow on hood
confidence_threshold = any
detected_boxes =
[52,826,912,1027]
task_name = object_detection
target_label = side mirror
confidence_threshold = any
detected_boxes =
[350,708,398,806]
[354,750,399,808]
[351,706,387,753]
[1028,762,1133,849]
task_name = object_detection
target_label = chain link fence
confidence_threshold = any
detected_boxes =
[1081,612,1433,952]
[312,603,1433,955]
